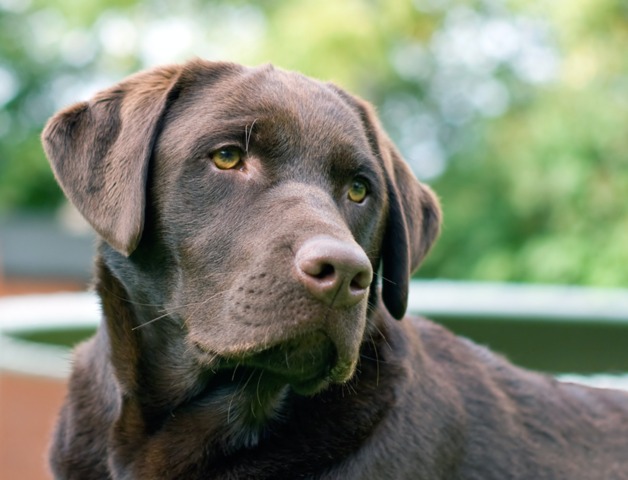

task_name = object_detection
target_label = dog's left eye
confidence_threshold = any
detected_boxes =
[211,146,243,170]
[348,179,368,203]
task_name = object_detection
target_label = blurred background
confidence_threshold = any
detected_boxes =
[1,0,627,289]
[1,0,627,478]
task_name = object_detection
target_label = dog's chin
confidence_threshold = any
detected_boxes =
[198,330,358,397]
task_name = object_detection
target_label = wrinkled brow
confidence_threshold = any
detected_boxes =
[186,118,258,159]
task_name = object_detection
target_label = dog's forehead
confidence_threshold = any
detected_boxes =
[160,64,372,161]
[206,65,358,124]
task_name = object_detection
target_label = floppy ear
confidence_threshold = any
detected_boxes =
[331,88,441,319]
[42,65,182,256]
[380,140,441,319]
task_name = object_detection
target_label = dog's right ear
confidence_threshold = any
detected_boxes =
[42,65,183,256]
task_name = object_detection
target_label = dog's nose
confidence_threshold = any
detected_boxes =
[295,236,373,308]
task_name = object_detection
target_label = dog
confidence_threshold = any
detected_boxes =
[43,60,628,479]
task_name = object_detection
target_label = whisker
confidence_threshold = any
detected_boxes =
[182,288,233,327]
[359,354,390,364]
[241,369,258,391]
[369,333,380,387]
[245,119,258,153]
[366,299,378,313]
[96,284,163,308]
[132,286,238,330]
[256,370,265,408]
[231,363,241,382]
[371,324,393,352]
[343,381,358,396]
[227,364,247,424]
[378,273,398,286]
[132,311,173,330]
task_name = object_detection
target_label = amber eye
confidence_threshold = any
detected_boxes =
[348,179,368,203]
[211,146,243,170]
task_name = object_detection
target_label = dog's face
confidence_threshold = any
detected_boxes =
[150,68,390,394]
[43,61,440,398]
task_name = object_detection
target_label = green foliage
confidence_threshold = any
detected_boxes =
[419,0,628,286]
[1,0,626,286]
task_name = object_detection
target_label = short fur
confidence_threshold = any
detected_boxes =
[43,60,628,480]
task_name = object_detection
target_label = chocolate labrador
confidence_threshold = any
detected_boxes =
[43,60,628,479]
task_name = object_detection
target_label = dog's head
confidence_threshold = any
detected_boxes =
[43,60,440,397]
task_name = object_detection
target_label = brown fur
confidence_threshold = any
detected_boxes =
[43,60,628,479]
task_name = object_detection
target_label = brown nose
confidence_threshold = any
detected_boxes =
[295,236,373,308]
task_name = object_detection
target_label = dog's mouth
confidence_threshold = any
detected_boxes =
[242,331,337,394]
[195,330,356,395]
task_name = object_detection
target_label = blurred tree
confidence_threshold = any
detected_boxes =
[0,0,626,286]
[418,0,628,286]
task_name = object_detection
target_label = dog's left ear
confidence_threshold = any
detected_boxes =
[379,139,441,319]
[332,88,441,319]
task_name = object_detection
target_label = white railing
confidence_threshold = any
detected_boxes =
[1,281,627,389]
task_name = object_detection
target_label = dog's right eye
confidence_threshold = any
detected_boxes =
[348,179,368,203]
[211,147,243,170]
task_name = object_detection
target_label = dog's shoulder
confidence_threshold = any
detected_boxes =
[404,314,508,370]
[49,329,118,479]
